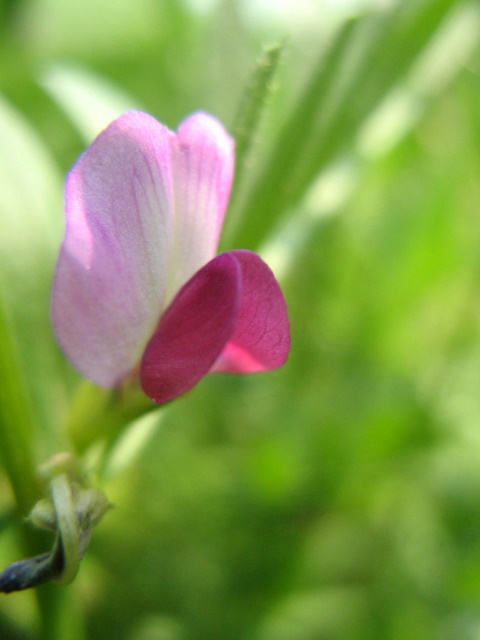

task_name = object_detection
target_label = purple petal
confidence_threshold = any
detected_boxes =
[52,111,174,387]
[166,112,234,301]
[140,253,241,404]
[211,250,290,374]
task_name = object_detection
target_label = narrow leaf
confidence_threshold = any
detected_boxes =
[231,42,285,196]
[232,0,462,250]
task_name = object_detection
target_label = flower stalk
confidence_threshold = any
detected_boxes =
[65,381,155,454]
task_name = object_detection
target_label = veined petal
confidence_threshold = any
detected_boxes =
[167,112,234,301]
[140,253,241,404]
[52,111,174,387]
[211,250,290,373]
[140,250,290,404]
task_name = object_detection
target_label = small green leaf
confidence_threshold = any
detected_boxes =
[230,16,360,250]
[231,42,285,193]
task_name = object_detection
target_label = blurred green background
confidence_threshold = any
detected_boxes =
[1,0,480,638]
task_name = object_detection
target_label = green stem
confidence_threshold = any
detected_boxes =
[0,294,42,515]
[0,296,83,639]
[36,583,85,640]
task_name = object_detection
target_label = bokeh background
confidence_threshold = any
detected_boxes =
[1,0,480,638]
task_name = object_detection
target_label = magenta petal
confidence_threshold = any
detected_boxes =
[211,250,290,374]
[52,111,174,387]
[140,253,241,404]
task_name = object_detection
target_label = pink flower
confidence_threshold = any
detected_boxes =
[52,111,290,404]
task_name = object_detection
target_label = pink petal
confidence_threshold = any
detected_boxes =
[52,111,174,387]
[140,253,241,404]
[166,112,234,301]
[211,250,290,374]
[140,250,290,404]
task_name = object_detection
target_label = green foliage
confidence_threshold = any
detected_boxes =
[1,0,480,638]
[231,42,285,195]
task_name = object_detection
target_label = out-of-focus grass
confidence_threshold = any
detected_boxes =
[1,0,480,639]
